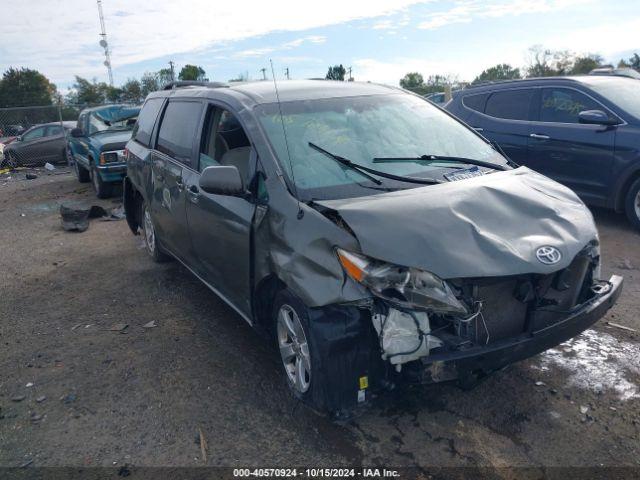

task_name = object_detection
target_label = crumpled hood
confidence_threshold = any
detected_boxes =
[316,167,598,279]
[93,131,132,151]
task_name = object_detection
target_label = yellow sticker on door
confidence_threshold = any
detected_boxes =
[359,376,369,390]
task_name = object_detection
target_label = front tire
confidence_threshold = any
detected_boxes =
[141,201,171,263]
[273,290,322,408]
[74,159,90,183]
[3,151,19,169]
[90,167,113,199]
[624,178,640,231]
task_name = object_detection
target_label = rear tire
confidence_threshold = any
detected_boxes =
[74,159,90,183]
[91,167,113,199]
[624,177,640,231]
[141,201,171,263]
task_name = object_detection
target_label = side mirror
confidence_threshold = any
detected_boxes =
[199,165,245,196]
[71,128,85,138]
[578,110,619,126]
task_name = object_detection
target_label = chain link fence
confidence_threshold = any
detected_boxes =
[0,103,97,169]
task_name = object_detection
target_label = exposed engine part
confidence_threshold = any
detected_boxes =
[371,308,442,371]
[451,301,491,345]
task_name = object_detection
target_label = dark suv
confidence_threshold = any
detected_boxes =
[446,76,640,229]
[123,80,621,414]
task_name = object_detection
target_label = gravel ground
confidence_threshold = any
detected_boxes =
[1,170,639,476]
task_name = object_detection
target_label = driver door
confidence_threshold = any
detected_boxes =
[185,105,256,317]
[527,87,616,205]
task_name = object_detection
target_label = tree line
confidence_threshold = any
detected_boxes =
[400,46,640,96]
[1,46,639,109]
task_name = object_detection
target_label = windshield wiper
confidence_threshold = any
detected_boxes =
[308,142,443,185]
[372,154,509,171]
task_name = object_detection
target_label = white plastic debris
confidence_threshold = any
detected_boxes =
[580,405,589,414]
[372,308,442,367]
[45,162,56,171]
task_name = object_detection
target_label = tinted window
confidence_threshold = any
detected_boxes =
[462,93,488,112]
[485,89,533,120]
[133,98,164,146]
[540,88,602,123]
[22,127,46,141]
[156,101,203,165]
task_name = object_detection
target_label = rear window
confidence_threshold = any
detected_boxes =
[485,89,533,120]
[462,93,488,112]
[133,98,164,146]
[156,101,203,165]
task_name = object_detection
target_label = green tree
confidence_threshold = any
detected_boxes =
[325,64,346,81]
[71,76,105,105]
[121,78,142,103]
[628,53,640,70]
[157,68,174,87]
[399,72,425,91]
[0,67,56,107]
[178,64,207,81]
[571,54,604,75]
[140,72,160,97]
[526,45,557,77]
[472,64,521,84]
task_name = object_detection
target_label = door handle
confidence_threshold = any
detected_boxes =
[530,133,550,140]
[187,184,200,203]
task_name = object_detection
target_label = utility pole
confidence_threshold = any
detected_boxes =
[347,66,353,82]
[284,67,290,80]
[96,0,114,86]
[169,61,176,82]
[259,68,267,81]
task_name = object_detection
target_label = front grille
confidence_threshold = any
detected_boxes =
[452,246,596,345]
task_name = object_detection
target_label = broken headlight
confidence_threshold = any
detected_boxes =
[336,248,467,314]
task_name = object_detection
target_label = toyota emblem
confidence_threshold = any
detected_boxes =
[536,246,562,265]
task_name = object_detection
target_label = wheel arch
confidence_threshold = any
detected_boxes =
[123,176,144,235]
[252,274,287,333]
[614,167,640,212]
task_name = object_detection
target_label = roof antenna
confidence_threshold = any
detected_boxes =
[270,59,303,220]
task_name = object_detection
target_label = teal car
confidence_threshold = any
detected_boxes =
[69,105,140,198]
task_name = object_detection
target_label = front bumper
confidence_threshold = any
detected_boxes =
[97,163,126,182]
[419,275,623,383]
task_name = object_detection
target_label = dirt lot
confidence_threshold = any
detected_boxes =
[1,169,639,476]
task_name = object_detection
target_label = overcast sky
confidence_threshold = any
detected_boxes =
[2,0,639,89]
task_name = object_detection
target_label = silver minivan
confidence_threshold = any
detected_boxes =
[124,80,622,415]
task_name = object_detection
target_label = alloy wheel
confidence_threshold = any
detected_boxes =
[277,304,311,394]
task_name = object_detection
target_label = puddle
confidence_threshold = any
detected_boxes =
[534,329,640,401]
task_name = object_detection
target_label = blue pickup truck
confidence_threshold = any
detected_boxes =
[68,105,140,198]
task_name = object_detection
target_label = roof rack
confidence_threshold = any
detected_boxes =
[162,81,228,90]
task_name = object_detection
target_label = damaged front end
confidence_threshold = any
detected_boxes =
[334,241,622,390]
